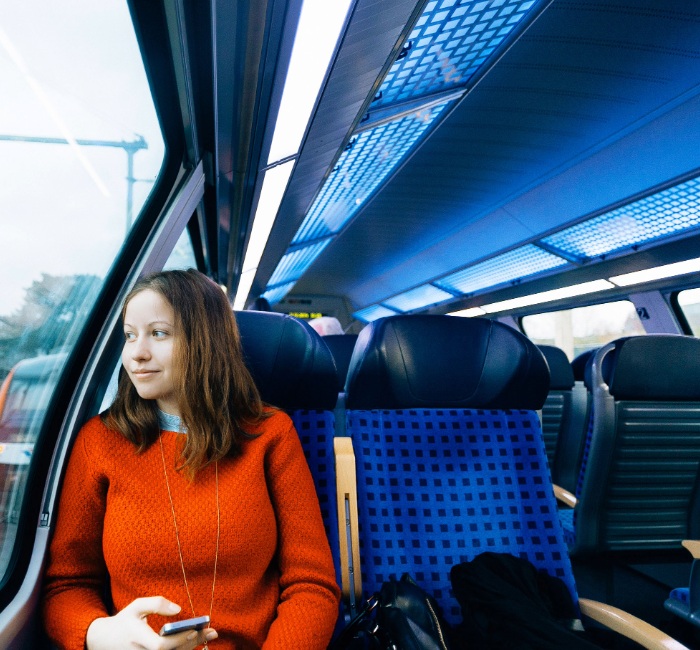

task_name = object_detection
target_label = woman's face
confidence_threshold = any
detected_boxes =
[122,289,180,416]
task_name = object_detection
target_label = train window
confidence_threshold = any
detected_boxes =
[0,2,164,580]
[163,229,197,270]
[521,300,645,360]
[677,288,700,336]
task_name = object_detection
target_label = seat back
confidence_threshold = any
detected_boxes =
[235,311,341,583]
[345,315,577,625]
[537,345,576,466]
[572,335,700,556]
[537,345,590,494]
[322,334,359,389]
[571,349,596,383]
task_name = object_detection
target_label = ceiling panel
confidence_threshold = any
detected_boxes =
[286,0,700,309]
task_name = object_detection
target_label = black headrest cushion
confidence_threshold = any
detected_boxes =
[607,335,700,401]
[323,334,359,386]
[571,349,595,382]
[235,311,339,409]
[538,345,575,390]
[345,315,549,410]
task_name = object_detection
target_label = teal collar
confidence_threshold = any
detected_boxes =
[157,409,187,434]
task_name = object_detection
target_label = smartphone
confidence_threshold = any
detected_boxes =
[159,615,210,636]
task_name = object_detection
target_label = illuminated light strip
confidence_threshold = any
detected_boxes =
[375,0,540,108]
[262,102,451,304]
[436,244,569,296]
[260,282,296,306]
[541,177,700,260]
[609,256,700,287]
[267,0,354,165]
[0,26,110,197]
[292,102,451,244]
[448,307,486,318]
[266,239,332,288]
[233,161,295,310]
[353,304,400,323]
[479,279,615,314]
[383,283,454,312]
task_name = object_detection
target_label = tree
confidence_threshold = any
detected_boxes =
[0,273,102,377]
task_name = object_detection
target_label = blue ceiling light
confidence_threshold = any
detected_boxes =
[265,239,332,288]
[383,283,455,312]
[435,244,569,295]
[292,102,452,245]
[353,304,401,323]
[262,0,546,306]
[541,176,700,261]
[374,0,538,108]
[260,282,298,306]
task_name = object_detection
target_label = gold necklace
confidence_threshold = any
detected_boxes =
[159,434,220,630]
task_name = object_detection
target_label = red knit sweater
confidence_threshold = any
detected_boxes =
[42,411,340,649]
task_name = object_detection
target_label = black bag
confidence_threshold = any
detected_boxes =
[330,574,454,650]
[449,553,601,650]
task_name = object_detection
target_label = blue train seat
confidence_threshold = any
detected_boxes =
[344,314,572,626]
[235,311,342,587]
[340,319,693,647]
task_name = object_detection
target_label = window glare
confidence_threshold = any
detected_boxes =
[522,301,646,360]
[677,288,700,336]
[0,0,164,581]
[163,230,198,271]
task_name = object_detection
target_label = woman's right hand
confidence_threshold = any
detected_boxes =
[85,596,218,649]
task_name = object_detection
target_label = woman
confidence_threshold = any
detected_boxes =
[42,269,340,649]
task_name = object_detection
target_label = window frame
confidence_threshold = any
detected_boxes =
[0,0,194,620]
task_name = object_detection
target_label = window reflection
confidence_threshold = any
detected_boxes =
[522,301,646,360]
[0,1,164,580]
[678,288,700,336]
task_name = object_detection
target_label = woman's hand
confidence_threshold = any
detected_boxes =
[86,597,218,649]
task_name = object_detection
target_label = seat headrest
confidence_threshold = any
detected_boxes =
[322,334,359,387]
[606,335,700,401]
[345,315,549,410]
[235,311,340,410]
[585,342,623,391]
[538,345,574,390]
[571,349,595,382]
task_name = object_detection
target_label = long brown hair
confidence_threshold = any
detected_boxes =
[103,269,267,474]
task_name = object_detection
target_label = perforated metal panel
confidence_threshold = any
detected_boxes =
[266,240,332,288]
[436,244,569,295]
[292,102,452,245]
[261,282,296,305]
[354,304,400,323]
[383,284,454,312]
[375,0,539,108]
[542,177,700,260]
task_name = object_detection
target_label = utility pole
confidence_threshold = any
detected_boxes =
[0,134,148,232]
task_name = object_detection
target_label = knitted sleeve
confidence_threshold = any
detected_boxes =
[42,417,111,650]
[261,415,341,649]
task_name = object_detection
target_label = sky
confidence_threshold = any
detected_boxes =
[0,0,165,316]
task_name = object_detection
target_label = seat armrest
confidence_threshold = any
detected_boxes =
[554,484,577,508]
[335,437,362,612]
[682,540,700,559]
[579,598,690,650]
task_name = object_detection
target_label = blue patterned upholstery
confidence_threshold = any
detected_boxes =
[291,410,340,585]
[348,408,577,626]
[669,588,690,606]
[343,315,578,627]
